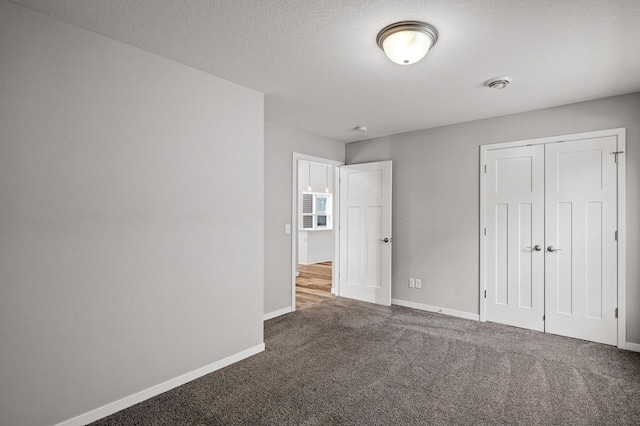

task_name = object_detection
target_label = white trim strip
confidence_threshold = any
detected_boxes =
[616,129,627,349]
[625,342,640,353]
[480,127,626,151]
[263,306,292,321]
[392,299,480,321]
[55,343,265,426]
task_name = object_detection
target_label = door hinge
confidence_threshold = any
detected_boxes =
[543,315,545,321]
[615,308,618,318]
[484,227,486,236]
[484,164,487,173]
[484,290,486,299]
[612,151,624,163]
[615,230,618,241]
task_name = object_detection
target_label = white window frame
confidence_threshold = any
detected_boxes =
[300,192,332,231]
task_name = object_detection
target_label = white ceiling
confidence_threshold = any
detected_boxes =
[11,0,640,142]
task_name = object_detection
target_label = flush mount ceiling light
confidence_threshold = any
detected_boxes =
[486,77,511,89]
[376,21,438,65]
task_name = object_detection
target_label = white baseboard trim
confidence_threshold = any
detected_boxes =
[263,306,292,321]
[392,299,480,321]
[55,343,265,426]
[625,342,640,352]
[331,287,338,296]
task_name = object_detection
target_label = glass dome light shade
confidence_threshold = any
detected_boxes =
[382,30,432,65]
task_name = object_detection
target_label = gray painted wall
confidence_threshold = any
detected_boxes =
[346,92,640,344]
[264,122,344,315]
[0,2,264,425]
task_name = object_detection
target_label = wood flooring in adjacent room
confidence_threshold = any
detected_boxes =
[296,261,334,309]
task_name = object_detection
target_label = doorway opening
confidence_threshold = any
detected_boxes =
[291,154,343,311]
[291,155,394,311]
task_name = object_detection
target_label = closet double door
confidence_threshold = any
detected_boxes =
[485,136,619,345]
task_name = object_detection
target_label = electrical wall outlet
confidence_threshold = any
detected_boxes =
[408,278,415,288]
[415,279,422,289]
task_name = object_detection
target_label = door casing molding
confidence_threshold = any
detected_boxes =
[479,128,627,349]
[291,153,344,312]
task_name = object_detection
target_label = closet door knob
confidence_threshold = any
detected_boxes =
[547,245,562,253]
[527,245,542,251]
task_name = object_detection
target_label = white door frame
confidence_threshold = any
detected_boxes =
[479,128,627,349]
[291,153,345,312]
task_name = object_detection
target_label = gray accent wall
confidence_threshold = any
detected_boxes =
[346,92,640,344]
[264,122,344,315]
[0,2,264,425]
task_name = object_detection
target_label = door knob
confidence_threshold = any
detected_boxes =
[547,245,562,253]
[379,237,391,243]
[527,245,542,251]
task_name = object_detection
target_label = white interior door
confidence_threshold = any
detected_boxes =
[485,146,545,331]
[339,161,392,305]
[545,137,618,345]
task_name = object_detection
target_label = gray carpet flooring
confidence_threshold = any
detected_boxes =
[92,297,640,425]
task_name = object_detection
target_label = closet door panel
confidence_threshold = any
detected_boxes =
[544,137,618,346]
[485,145,545,331]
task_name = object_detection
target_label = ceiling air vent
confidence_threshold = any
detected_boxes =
[486,77,511,89]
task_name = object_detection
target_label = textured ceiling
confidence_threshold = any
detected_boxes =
[10,0,640,142]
